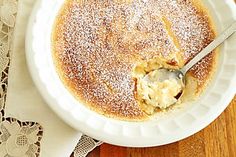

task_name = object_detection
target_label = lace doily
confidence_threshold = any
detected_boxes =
[0,0,101,156]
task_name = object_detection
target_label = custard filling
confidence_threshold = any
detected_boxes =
[132,57,184,115]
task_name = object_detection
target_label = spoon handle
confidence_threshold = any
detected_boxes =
[181,21,236,75]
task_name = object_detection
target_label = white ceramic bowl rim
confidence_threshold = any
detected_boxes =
[26,0,236,147]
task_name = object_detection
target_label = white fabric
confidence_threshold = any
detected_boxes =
[5,0,82,156]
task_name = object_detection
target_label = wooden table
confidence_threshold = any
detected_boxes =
[87,97,236,157]
[88,2,236,156]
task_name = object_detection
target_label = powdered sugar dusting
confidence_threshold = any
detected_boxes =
[52,0,216,120]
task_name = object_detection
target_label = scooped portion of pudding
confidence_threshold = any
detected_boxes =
[137,69,183,110]
[132,58,184,115]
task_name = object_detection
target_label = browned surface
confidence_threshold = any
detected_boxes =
[53,0,217,120]
[85,96,236,157]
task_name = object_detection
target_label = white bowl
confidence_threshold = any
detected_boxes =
[26,0,236,147]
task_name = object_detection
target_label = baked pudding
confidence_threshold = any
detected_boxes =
[52,0,218,121]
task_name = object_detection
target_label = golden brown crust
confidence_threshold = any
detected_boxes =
[52,0,217,121]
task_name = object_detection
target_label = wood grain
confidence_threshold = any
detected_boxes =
[225,98,236,157]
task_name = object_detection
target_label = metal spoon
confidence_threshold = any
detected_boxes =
[158,21,236,96]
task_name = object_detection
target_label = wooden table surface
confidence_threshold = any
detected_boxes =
[88,2,236,157]
[87,96,236,157]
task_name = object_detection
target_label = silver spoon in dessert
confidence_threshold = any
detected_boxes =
[150,21,236,108]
